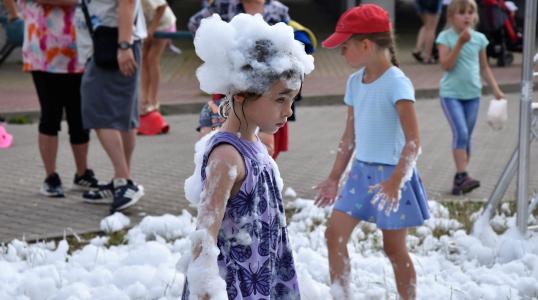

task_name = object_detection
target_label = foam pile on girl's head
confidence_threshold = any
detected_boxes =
[194,13,314,95]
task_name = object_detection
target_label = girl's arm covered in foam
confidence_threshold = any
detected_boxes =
[194,144,244,253]
[393,100,420,186]
[371,100,420,214]
[186,144,245,300]
[314,107,355,207]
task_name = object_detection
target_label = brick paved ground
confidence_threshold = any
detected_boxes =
[1,93,537,242]
[0,0,537,242]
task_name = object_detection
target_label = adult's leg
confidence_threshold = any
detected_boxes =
[32,71,63,177]
[63,73,90,176]
[414,14,426,55]
[421,13,440,61]
[325,210,360,298]
[440,98,469,172]
[95,128,130,179]
[38,135,59,176]
[146,38,168,108]
[120,130,137,171]
[382,229,416,300]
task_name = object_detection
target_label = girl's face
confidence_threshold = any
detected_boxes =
[340,38,369,68]
[451,6,475,31]
[239,80,299,134]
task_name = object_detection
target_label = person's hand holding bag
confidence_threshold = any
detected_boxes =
[487,98,508,130]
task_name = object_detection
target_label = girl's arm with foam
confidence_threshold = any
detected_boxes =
[438,28,470,71]
[187,144,245,299]
[314,107,355,207]
[479,50,505,100]
[372,100,420,215]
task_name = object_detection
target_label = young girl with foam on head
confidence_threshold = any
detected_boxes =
[314,4,430,299]
[180,13,313,300]
[436,0,505,195]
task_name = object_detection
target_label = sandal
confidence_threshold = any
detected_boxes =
[422,57,436,64]
[141,103,160,115]
[412,51,424,63]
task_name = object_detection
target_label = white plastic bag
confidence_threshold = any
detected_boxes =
[487,98,508,130]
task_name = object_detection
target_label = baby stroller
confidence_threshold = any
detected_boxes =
[477,0,523,67]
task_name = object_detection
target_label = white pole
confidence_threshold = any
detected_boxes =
[516,0,537,234]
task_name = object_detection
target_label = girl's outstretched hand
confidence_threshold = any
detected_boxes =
[314,178,339,207]
[369,178,401,216]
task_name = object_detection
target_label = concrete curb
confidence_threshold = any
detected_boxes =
[0,82,530,121]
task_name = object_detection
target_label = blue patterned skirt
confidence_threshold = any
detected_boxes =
[333,160,430,230]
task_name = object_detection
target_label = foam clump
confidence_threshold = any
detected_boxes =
[194,13,314,95]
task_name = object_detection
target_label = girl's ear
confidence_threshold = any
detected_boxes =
[363,39,373,51]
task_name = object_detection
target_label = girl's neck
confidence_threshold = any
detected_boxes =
[220,114,258,142]
[363,55,392,84]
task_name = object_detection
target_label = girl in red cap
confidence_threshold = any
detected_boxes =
[314,4,429,299]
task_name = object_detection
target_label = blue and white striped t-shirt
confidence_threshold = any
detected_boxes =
[344,66,415,166]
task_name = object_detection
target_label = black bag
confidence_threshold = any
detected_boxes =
[81,0,119,70]
[92,26,119,70]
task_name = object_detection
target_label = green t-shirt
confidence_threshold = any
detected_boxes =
[436,28,489,100]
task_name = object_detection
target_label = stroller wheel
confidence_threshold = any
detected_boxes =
[497,52,514,67]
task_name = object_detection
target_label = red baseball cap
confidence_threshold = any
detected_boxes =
[322,4,392,49]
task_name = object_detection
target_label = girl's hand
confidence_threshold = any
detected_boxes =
[494,90,505,100]
[369,178,401,215]
[314,178,339,207]
[458,28,471,44]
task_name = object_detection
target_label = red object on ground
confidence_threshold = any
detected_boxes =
[272,122,288,160]
[138,111,170,135]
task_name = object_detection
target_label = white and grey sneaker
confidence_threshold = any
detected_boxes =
[73,169,101,191]
[40,172,65,198]
[110,178,144,213]
[83,181,114,204]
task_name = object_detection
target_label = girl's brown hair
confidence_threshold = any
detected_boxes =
[447,0,479,27]
[351,31,400,67]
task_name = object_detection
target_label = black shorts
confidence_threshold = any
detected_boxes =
[415,0,443,15]
[31,71,89,144]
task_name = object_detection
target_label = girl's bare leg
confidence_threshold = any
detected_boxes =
[325,210,360,298]
[146,38,168,109]
[382,229,416,300]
